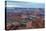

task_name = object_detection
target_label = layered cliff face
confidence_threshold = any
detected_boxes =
[6,9,44,30]
[6,16,44,30]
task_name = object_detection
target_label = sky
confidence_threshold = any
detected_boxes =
[5,0,45,8]
[5,0,44,3]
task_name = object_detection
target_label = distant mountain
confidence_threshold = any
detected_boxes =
[6,7,44,13]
